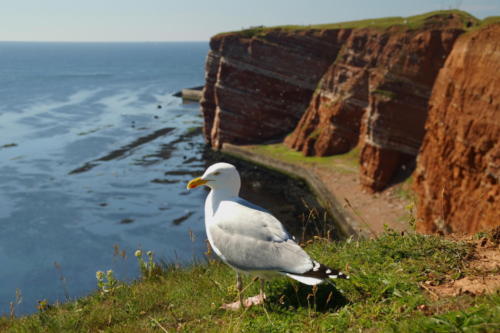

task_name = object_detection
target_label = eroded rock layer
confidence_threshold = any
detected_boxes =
[414,24,500,234]
[285,16,467,191]
[201,30,351,148]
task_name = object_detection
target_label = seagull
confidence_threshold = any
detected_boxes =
[187,162,348,310]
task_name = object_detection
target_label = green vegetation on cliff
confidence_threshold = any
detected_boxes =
[2,230,499,332]
[250,143,360,173]
[218,10,480,39]
[478,16,500,27]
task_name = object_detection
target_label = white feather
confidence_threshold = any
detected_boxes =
[285,273,324,285]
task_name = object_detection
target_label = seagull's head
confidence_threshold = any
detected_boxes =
[187,162,241,194]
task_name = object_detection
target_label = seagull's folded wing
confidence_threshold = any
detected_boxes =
[208,198,314,274]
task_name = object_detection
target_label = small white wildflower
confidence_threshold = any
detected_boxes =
[147,250,153,257]
[106,269,114,277]
[134,250,142,258]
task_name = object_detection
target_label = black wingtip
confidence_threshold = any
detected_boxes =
[328,270,350,280]
[296,261,350,280]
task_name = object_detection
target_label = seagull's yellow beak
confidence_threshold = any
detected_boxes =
[187,177,208,189]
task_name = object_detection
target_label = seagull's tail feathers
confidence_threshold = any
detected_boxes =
[283,260,349,285]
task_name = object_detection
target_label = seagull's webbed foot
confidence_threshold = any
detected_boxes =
[220,277,267,311]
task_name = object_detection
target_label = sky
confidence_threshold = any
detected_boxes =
[1,0,499,42]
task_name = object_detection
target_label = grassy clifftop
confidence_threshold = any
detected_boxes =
[216,10,480,38]
[2,230,499,332]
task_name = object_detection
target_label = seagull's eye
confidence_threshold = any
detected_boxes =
[213,172,220,176]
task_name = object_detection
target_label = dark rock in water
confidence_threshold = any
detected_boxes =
[1,143,18,149]
[68,127,175,175]
[172,211,194,225]
[154,115,159,119]
[151,178,180,184]
[157,105,162,109]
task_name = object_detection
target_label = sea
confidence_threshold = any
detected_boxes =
[0,42,334,316]
[0,42,214,315]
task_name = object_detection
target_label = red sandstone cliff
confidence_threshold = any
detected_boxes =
[414,24,500,234]
[285,15,468,191]
[202,13,475,191]
[201,29,351,148]
[199,12,499,235]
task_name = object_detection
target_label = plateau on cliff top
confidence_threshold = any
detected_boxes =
[216,10,480,38]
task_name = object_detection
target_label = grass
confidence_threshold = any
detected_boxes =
[476,16,500,28]
[249,143,360,174]
[2,230,499,332]
[217,10,480,38]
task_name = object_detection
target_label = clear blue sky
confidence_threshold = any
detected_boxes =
[1,0,499,42]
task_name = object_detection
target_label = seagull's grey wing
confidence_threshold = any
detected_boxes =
[208,199,314,274]
[214,198,291,242]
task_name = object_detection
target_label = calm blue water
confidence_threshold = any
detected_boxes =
[0,42,211,315]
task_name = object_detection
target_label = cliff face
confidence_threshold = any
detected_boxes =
[201,29,351,148]
[285,16,467,191]
[414,24,500,234]
[199,12,498,235]
[284,30,371,156]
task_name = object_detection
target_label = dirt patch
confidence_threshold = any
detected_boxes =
[430,275,500,297]
[315,166,410,236]
[422,230,500,299]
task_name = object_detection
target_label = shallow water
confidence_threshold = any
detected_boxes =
[0,42,336,315]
